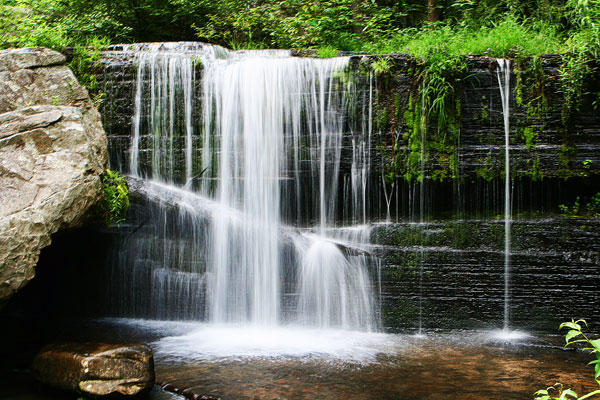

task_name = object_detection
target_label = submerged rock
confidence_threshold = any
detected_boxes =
[32,342,155,397]
[0,47,107,304]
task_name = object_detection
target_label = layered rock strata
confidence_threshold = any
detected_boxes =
[0,47,107,303]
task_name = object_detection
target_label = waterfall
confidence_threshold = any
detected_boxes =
[108,43,379,332]
[496,58,511,331]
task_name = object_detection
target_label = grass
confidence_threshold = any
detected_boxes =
[365,18,563,59]
[316,46,339,58]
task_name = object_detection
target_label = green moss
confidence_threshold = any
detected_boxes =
[396,93,425,183]
[394,94,402,122]
[527,157,544,181]
[556,144,579,178]
[480,104,489,122]
[515,64,524,106]
[521,127,538,150]
[376,107,389,131]
[475,154,496,181]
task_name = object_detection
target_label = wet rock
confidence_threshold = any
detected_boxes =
[0,47,107,304]
[32,342,155,397]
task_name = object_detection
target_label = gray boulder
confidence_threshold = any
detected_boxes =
[0,47,107,303]
[32,342,155,397]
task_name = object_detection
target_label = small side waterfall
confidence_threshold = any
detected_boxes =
[130,44,197,181]
[107,43,380,333]
[496,59,512,331]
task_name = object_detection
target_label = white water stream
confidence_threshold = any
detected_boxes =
[496,58,512,331]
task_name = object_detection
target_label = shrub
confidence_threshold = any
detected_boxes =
[99,169,129,227]
[534,319,600,400]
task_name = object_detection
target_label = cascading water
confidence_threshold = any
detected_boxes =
[496,59,512,332]
[106,43,381,349]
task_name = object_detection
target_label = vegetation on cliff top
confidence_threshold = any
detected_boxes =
[1,0,598,188]
[0,0,598,59]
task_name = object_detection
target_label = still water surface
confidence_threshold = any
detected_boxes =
[1,319,597,400]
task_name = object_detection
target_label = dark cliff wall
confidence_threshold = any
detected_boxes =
[372,219,600,332]
[91,45,600,332]
[97,48,600,219]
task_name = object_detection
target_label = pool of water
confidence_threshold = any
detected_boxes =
[0,318,597,400]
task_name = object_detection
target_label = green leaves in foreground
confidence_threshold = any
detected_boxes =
[100,169,129,227]
[534,319,600,400]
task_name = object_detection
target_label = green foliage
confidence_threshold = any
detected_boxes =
[316,46,339,58]
[587,193,600,217]
[0,0,583,56]
[192,0,405,50]
[371,57,393,76]
[522,127,538,150]
[558,0,600,123]
[475,154,497,182]
[367,18,561,58]
[534,319,600,400]
[0,3,68,50]
[2,0,599,188]
[68,36,109,101]
[559,192,600,217]
[559,196,581,217]
[100,169,130,227]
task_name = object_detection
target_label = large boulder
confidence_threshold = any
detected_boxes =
[0,47,107,303]
[32,342,155,397]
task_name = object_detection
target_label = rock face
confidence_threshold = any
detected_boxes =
[32,342,155,397]
[0,47,107,303]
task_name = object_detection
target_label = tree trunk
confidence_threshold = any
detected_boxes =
[428,0,441,23]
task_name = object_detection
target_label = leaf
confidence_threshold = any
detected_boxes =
[565,329,583,343]
[579,390,600,400]
[560,321,582,331]
[590,339,600,350]
[568,340,592,349]
[559,388,578,399]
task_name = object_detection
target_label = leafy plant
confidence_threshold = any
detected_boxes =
[558,0,600,124]
[587,193,600,217]
[371,57,393,76]
[99,169,129,227]
[316,46,339,58]
[559,196,581,216]
[68,36,110,95]
[534,319,600,400]
[559,193,600,217]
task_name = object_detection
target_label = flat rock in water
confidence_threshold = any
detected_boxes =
[32,342,155,397]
